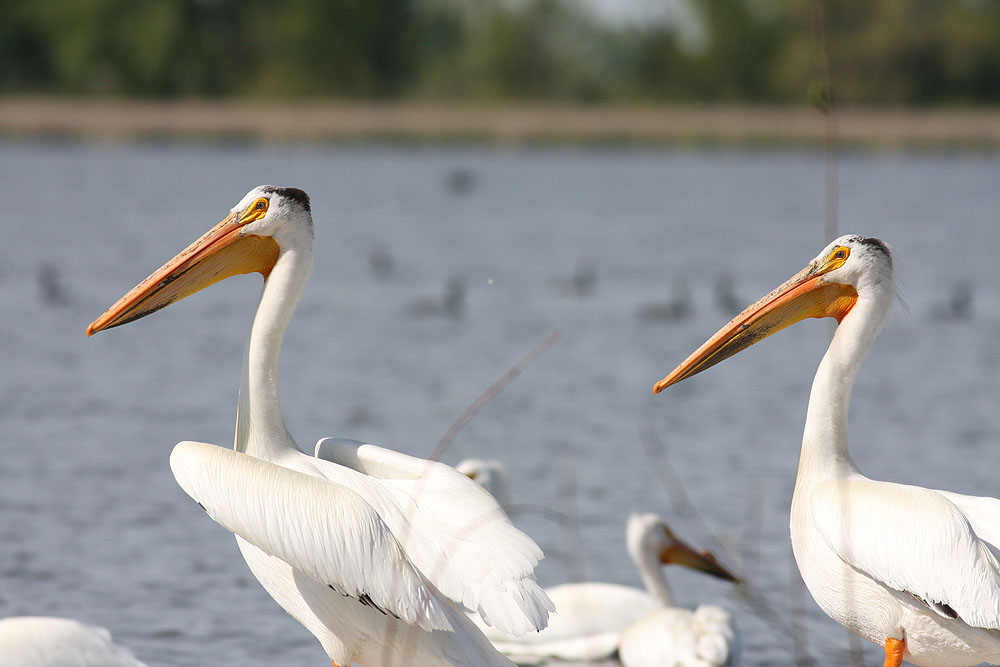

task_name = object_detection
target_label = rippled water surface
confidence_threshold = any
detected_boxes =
[1,142,999,666]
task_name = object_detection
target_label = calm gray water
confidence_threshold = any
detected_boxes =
[1,142,998,666]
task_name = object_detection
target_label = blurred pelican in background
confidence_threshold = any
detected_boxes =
[712,273,743,316]
[0,617,148,667]
[930,280,973,321]
[466,497,739,664]
[553,261,598,298]
[408,275,466,319]
[456,458,511,508]
[636,280,693,324]
[88,186,552,667]
[655,235,1000,667]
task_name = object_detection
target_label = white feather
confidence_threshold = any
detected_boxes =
[170,441,451,631]
[811,477,1000,630]
[0,617,147,667]
[619,606,735,667]
[314,438,552,637]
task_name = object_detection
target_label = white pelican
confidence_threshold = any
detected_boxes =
[455,459,511,508]
[477,512,738,664]
[87,186,553,666]
[654,235,1000,667]
[618,602,735,667]
[0,616,148,667]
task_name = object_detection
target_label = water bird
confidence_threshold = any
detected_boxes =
[37,262,69,305]
[713,273,743,316]
[444,167,477,196]
[655,235,1000,667]
[368,244,395,280]
[408,275,466,319]
[636,281,693,323]
[476,511,739,665]
[456,458,511,508]
[87,185,552,666]
[618,596,736,667]
[0,616,148,667]
[553,261,598,298]
[930,280,973,321]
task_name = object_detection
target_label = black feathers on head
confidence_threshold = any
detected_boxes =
[846,235,892,267]
[263,186,311,213]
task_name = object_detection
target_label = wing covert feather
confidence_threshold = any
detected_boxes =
[810,477,1000,630]
[931,489,1000,554]
[314,437,553,636]
[169,441,451,632]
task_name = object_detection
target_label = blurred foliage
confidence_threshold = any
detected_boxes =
[1,0,999,104]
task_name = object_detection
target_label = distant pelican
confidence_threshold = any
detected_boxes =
[636,281,693,323]
[456,459,511,508]
[37,262,68,305]
[619,601,736,667]
[0,617,147,667]
[408,276,465,319]
[656,235,1000,667]
[930,280,973,321]
[553,261,598,298]
[444,167,477,196]
[88,186,552,666]
[368,244,395,279]
[713,273,743,316]
[477,512,738,664]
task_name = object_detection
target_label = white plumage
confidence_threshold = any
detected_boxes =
[656,235,1000,667]
[0,617,147,667]
[480,513,738,665]
[89,186,552,666]
[618,605,735,667]
[459,467,739,666]
[455,458,511,509]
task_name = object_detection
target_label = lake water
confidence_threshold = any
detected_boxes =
[1,141,998,666]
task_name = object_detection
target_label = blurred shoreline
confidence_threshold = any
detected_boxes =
[2,98,1000,147]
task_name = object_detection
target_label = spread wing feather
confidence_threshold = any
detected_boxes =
[169,441,451,632]
[314,437,553,636]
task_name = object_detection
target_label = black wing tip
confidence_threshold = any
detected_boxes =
[906,591,959,620]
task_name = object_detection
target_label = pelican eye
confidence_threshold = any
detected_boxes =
[241,197,269,223]
[822,245,850,272]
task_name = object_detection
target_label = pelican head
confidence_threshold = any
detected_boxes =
[87,186,312,336]
[654,235,893,393]
[626,513,739,582]
[455,458,511,507]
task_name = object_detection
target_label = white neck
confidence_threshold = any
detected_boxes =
[795,287,890,486]
[634,547,674,607]
[234,241,313,459]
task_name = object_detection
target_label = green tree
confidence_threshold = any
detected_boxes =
[773,0,1000,105]
[240,0,418,97]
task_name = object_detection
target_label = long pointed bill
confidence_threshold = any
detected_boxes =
[87,214,279,335]
[654,262,858,393]
[659,534,740,583]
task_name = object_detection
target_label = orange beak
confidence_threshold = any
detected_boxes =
[654,263,858,393]
[659,530,740,583]
[87,213,279,336]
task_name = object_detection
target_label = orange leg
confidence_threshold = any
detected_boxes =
[883,637,905,667]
